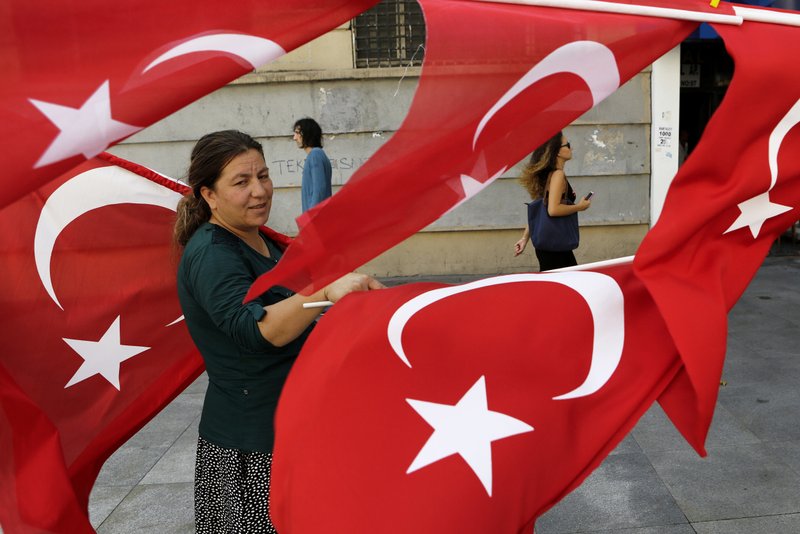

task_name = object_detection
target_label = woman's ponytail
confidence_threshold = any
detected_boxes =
[174,194,211,247]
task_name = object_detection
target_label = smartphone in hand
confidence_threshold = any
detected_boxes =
[584,191,594,200]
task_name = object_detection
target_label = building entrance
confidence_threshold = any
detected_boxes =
[679,36,798,254]
[678,39,732,165]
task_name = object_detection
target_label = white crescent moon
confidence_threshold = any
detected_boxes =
[34,165,183,311]
[473,41,621,149]
[387,272,625,401]
[768,97,800,190]
[142,33,286,73]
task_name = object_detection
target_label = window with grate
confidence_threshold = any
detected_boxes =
[353,0,426,68]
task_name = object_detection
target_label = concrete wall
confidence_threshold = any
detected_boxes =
[110,25,652,277]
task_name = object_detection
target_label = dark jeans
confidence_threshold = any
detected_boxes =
[535,248,577,272]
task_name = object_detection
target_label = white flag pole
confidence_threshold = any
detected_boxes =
[468,0,743,25]
[734,6,800,27]
[303,300,334,309]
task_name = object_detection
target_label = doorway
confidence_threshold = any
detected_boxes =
[678,38,733,163]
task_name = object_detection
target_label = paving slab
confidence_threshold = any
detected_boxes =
[609,434,642,456]
[536,453,686,533]
[632,402,760,455]
[646,442,800,522]
[139,416,200,485]
[765,440,800,477]
[88,486,134,529]
[692,513,800,534]
[590,525,695,534]
[95,483,195,534]
[718,378,800,442]
[93,393,203,488]
[721,343,800,388]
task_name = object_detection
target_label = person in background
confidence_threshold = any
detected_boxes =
[293,117,332,212]
[513,131,591,271]
[678,129,689,166]
[174,130,384,533]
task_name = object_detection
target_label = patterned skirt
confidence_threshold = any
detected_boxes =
[194,437,277,534]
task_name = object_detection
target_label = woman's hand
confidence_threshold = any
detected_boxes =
[324,273,386,303]
[514,238,527,256]
[575,197,591,211]
[259,273,383,347]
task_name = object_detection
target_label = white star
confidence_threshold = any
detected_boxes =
[724,191,792,239]
[63,316,149,391]
[444,167,507,216]
[459,173,490,199]
[406,376,533,496]
[30,80,142,168]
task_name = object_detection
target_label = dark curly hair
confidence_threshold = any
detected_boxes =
[293,117,323,149]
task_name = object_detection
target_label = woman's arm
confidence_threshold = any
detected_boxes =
[257,273,384,347]
[514,227,530,256]
[547,170,590,217]
[187,244,383,351]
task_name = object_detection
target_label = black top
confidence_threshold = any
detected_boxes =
[544,181,576,203]
[177,222,312,453]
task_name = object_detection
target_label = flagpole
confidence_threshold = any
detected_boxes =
[303,301,334,309]
[553,255,634,272]
[468,0,743,25]
[301,256,637,308]
[733,6,800,26]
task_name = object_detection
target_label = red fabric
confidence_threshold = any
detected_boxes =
[636,14,800,454]
[271,263,684,532]
[245,0,704,301]
[0,152,293,533]
[0,155,202,532]
[0,0,379,211]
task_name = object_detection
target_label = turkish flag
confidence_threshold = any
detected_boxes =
[244,0,722,300]
[271,262,688,532]
[0,0,378,211]
[635,11,800,454]
[0,153,291,534]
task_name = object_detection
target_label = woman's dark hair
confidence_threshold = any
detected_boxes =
[293,117,323,148]
[519,131,565,200]
[173,130,264,247]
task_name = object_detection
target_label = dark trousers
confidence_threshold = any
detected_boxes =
[535,248,577,272]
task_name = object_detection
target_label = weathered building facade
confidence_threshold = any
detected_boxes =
[110,8,667,277]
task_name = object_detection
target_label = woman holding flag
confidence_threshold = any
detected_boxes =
[174,130,383,533]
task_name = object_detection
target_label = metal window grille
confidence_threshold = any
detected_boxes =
[353,0,426,68]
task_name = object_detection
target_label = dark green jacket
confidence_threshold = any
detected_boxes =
[177,223,312,453]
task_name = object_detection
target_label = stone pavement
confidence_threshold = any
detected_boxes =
[86,256,800,533]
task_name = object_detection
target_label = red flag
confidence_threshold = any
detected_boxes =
[271,261,687,532]
[244,0,718,300]
[635,11,800,453]
[0,0,378,211]
[0,154,291,533]
[0,154,197,533]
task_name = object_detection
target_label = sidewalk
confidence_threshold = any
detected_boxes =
[87,257,800,533]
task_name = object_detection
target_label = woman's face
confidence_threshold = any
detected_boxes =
[202,149,273,233]
[557,136,572,161]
